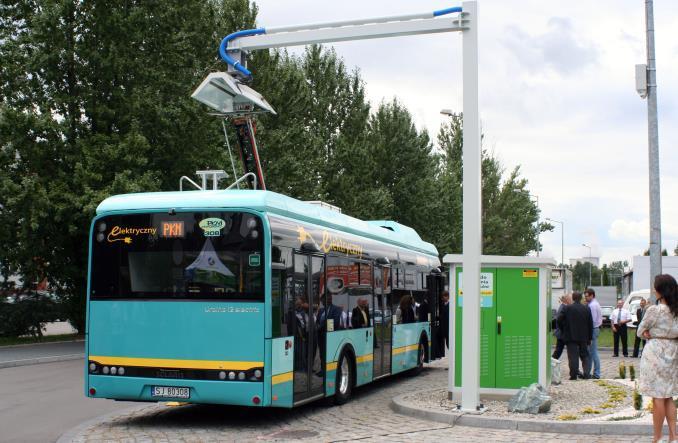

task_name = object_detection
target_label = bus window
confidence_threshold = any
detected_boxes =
[90,212,264,301]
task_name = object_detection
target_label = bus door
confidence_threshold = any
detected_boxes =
[427,274,445,359]
[292,253,325,402]
[373,265,392,377]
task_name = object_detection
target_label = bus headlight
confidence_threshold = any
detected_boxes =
[118,367,125,376]
[102,366,110,374]
[89,362,97,372]
[254,369,262,379]
[238,372,246,380]
[219,371,226,380]
[110,367,117,375]
[228,371,236,380]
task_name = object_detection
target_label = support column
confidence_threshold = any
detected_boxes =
[459,0,482,412]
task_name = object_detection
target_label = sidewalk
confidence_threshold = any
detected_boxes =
[392,353,675,437]
[0,340,84,368]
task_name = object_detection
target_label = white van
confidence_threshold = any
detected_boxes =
[623,289,650,328]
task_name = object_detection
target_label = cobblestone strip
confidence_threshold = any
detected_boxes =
[66,355,659,443]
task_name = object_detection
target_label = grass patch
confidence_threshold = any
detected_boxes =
[594,380,628,411]
[0,333,82,347]
[581,407,601,414]
[557,414,578,421]
[607,412,643,421]
[597,327,613,347]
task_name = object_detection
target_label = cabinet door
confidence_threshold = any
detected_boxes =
[495,268,539,388]
[454,268,497,388]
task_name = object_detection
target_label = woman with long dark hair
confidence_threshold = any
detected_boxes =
[637,274,678,443]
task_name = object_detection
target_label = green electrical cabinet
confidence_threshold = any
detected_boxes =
[445,255,553,398]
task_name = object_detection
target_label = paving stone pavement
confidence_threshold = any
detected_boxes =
[68,351,654,442]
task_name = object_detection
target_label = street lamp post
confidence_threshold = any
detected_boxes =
[582,243,592,288]
[520,191,540,256]
[545,218,563,267]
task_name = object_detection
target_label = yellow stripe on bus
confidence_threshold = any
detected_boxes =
[326,362,338,371]
[88,356,262,371]
[272,371,293,385]
[392,344,419,356]
[356,354,373,363]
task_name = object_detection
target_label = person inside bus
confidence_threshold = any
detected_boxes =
[290,296,309,370]
[397,294,415,324]
[316,294,345,375]
[351,298,371,328]
[418,295,430,323]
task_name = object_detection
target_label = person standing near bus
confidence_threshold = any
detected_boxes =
[552,294,571,361]
[557,291,592,380]
[632,298,648,358]
[637,274,678,443]
[584,288,602,379]
[440,291,450,351]
[611,299,631,357]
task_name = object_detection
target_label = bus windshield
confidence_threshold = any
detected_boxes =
[90,211,264,301]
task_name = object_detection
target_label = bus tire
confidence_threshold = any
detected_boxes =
[334,349,354,405]
[411,336,427,376]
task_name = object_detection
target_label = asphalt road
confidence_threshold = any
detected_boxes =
[0,359,137,443]
[0,341,84,367]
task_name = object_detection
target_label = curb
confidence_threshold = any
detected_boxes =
[0,339,84,349]
[0,353,83,369]
[390,392,675,436]
[57,404,152,443]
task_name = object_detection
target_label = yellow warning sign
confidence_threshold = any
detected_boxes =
[523,269,538,278]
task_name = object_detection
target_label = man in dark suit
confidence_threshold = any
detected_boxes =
[632,298,647,358]
[439,291,450,351]
[316,294,345,375]
[557,291,593,380]
[351,298,371,328]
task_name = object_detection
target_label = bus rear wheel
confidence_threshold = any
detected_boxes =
[334,350,354,405]
[411,338,426,376]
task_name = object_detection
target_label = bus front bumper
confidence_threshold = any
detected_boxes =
[87,375,265,406]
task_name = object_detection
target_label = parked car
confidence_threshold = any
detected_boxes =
[601,306,613,328]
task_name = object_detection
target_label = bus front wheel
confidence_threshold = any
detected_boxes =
[334,349,354,405]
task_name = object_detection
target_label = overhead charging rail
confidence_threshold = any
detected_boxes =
[192,2,484,413]
[219,6,465,78]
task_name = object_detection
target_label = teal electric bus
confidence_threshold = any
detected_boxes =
[86,188,444,407]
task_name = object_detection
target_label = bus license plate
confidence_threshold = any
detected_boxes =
[151,386,190,399]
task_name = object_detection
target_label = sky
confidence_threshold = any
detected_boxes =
[249,0,678,267]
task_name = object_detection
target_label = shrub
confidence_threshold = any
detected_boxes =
[633,385,642,411]
[629,365,635,381]
[0,293,63,338]
[618,362,626,379]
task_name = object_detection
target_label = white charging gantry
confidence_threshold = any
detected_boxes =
[199,1,483,412]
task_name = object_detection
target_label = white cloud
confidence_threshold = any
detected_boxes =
[609,219,648,241]
[503,17,598,75]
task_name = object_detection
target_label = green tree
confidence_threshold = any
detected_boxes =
[434,112,549,255]
[0,0,257,331]
[572,261,602,291]
[643,248,668,256]
[251,45,371,203]
[359,99,437,235]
